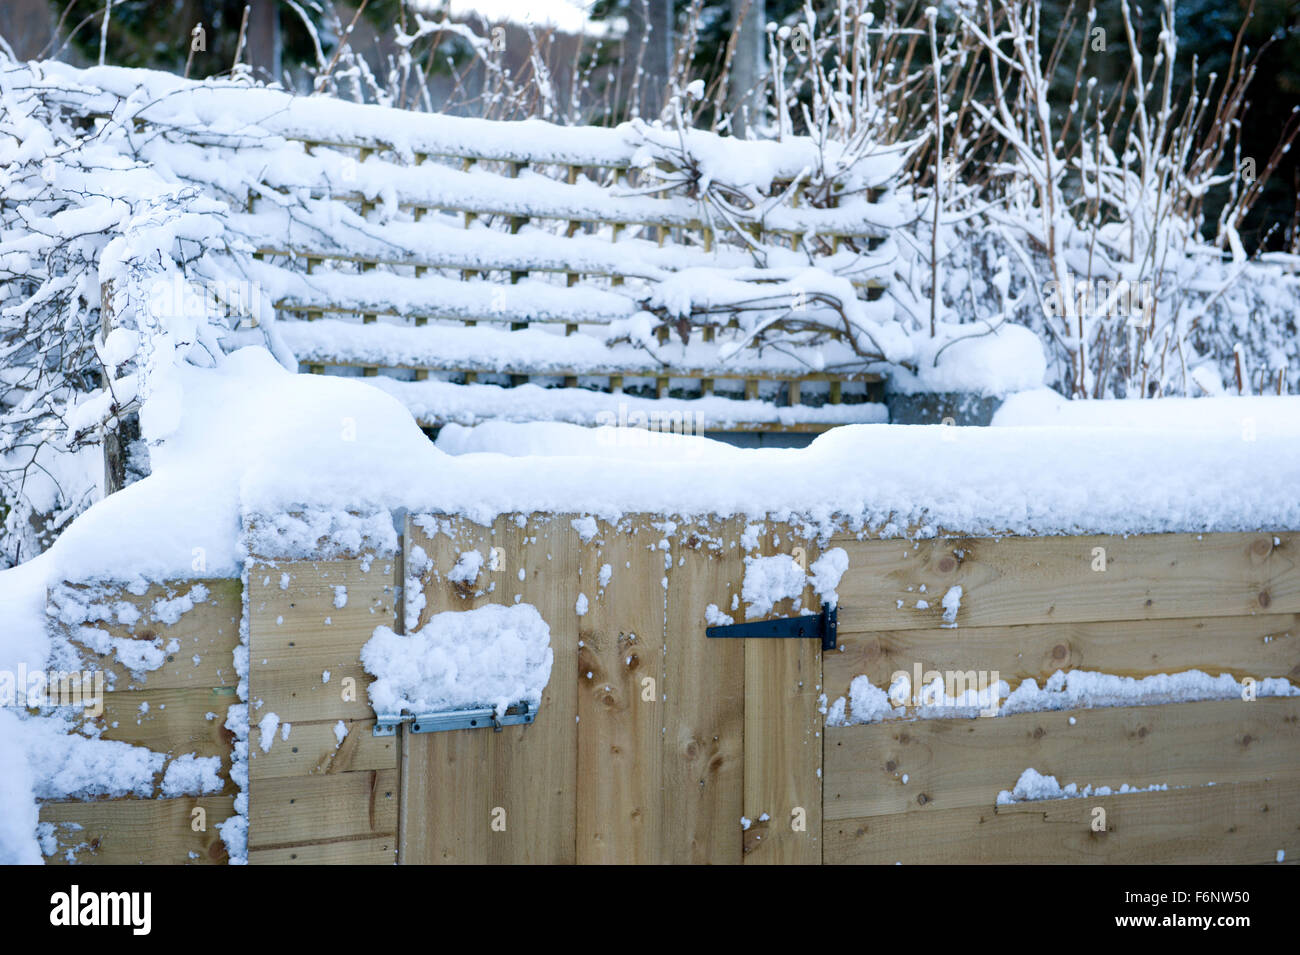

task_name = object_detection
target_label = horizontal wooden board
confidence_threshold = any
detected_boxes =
[249,718,397,780]
[826,697,1300,820]
[40,796,236,865]
[87,687,236,791]
[249,769,398,849]
[833,532,1300,632]
[59,578,242,690]
[826,777,1300,864]
[826,613,1300,706]
[248,835,397,865]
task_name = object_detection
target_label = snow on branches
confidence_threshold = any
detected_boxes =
[0,60,287,566]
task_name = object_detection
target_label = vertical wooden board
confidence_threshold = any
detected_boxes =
[247,556,396,725]
[576,518,666,863]
[662,517,745,864]
[742,521,823,864]
[485,514,579,864]
[402,722,494,863]
[406,514,498,630]
[833,532,1300,632]
[399,514,500,864]
[40,796,235,865]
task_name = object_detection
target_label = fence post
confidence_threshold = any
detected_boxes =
[100,279,126,496]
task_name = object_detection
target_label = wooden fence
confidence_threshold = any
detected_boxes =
[46,77,893,433]
[42,520,1300,864]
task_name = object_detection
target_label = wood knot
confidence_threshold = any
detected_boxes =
[1052,644,1067,660]
[937,557,956,573]
[1259,591,1272,608]
[1252,537,1272,556]
[885,760,897,772]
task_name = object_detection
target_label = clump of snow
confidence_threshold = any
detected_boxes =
[704,603,734,627]
[887,323,1046,397]
[999,669,1299,715]
[332,585,348,609]
[216,814,247,866]
[160,753,224,797]
[826,667,1299,726]
[741,554,807,618]
[150,584,210,626]
[20,715,165,800]
[257,712,281,753]
[447,550,484,586]
[995,768,1169,805]
[570,516,599,543]
[940,585,962,627]
[575,593,589,616]
[808,548,848,609]
[333,721,348,747]
[362,603,553,718]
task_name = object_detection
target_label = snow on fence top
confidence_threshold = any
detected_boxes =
[8,348,1298,600]
[7,59,1042,446]
[29,63,904,187]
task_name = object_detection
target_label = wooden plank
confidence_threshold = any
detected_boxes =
[576,519,666,863]
[249,718,396,781]
[484,514,579,864]
[248,556,397,723]
[40,796,236,865]
[89,687,236,790]
[833,532,1300,632]
[249,769,397,848]
[742,522,822,864]
[399,515,498,864]
[826,697,1300,821]
[248,835,397,865]
[825,613,1300,706]
[826,777,1300,864]
[662,518,745,864]
[58,578,242,690]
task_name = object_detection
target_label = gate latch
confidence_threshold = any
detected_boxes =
[373,701,535,737]
[706,605,837,651]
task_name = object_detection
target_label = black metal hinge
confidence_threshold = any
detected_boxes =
[706,605,837,651]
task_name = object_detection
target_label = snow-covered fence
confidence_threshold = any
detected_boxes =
[29,64,905,435]
[39,579,242,864]
[41,519,1300,864]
